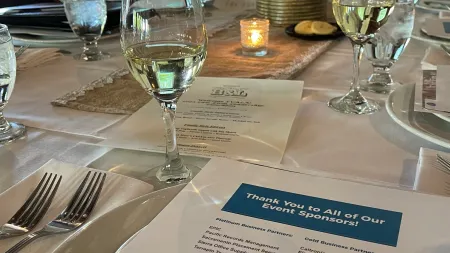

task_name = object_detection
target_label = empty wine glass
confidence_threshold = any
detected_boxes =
[0,24,26,144]
[329,0,394,115]
[64,0,110,61]
[362,0,415,94]
[121,0,207,183]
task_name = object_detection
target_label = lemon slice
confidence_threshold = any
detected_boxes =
[311,21,337,35]
[294,21,314,35]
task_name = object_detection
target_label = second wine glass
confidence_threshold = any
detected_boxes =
[64,0,110,61]
[121,0,207,183]
[329,0,395,115]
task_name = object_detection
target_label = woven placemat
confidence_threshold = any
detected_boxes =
[53,18,336,115]
[201,25,334,79]
[52,69,151,115]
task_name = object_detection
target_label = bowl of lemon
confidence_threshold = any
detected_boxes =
[285,20,343,41]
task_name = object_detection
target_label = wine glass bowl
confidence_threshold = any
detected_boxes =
[329,0,395,115]
[121,0,207,183]
[64,0,110,61]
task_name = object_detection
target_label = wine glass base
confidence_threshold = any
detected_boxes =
[360,80,396,94]
[143,163,201,189]
[74,51,111,62]
[0,122,26,144]
[328,95,381,115]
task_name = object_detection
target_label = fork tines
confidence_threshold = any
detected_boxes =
[59,171,106,224]
[10,173,62,229]
[437,154,450,171]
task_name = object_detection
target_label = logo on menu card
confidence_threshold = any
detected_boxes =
[211,87,248,97]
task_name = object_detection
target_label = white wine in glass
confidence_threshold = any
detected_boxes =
[329,0,394,114]
[121,0,207,183]
[124,42,206,102]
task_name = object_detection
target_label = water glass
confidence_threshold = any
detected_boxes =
[64,0,110,61]
[362,0,415,94]
[0,24,26,144]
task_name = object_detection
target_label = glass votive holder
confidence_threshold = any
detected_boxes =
[240,18,269,57]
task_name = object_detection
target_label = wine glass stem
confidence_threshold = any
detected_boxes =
[350,41,363,94]
[83,41,100,56]
[0,111,10,132]
[161,101,183,171]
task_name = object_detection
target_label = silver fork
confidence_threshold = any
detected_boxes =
[0,173,62,239]
[6,171,106,253]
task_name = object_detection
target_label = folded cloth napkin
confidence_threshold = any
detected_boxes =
[16,48,63,71]
[0,159,154,253]
[414,147,450,196]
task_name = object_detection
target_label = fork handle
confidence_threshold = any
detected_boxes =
[6,231,51,253]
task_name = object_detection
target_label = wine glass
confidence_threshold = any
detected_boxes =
[121,0,207,183]
[329,0,395,114]
[362,0,414,94]
[0,24,26,144]
[64,0,110,61]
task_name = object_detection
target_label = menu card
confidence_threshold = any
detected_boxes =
[101,77,303,164]
[415,46,450,116]
[119,157,450,253]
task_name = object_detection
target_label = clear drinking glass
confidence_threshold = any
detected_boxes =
[0,24,26,144]
[64,0,110,61]
[362,0,415,94]
[121,0,207,183]
[329,0,395,115]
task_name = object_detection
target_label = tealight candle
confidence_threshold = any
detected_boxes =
[240,18,269,56]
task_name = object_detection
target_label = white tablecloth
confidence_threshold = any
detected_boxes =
[1,35,447,194]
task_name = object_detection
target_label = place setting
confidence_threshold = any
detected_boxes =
[412,0,450,46]
[1,1,120,51]
[0,159,154,252]
[386,43,450,149]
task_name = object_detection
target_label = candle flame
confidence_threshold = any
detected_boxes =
[250,30,262,45]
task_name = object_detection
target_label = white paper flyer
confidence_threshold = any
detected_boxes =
[119,158,450,253]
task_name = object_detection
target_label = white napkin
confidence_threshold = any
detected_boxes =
[0,159,154,253]
[16,48,63,71]
[414,147,450,196]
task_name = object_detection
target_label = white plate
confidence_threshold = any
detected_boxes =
[12,32,119,48]
[434,113,450,122]
[416,0,450,13]
[386,84,450,149]
[53,184,185,253]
